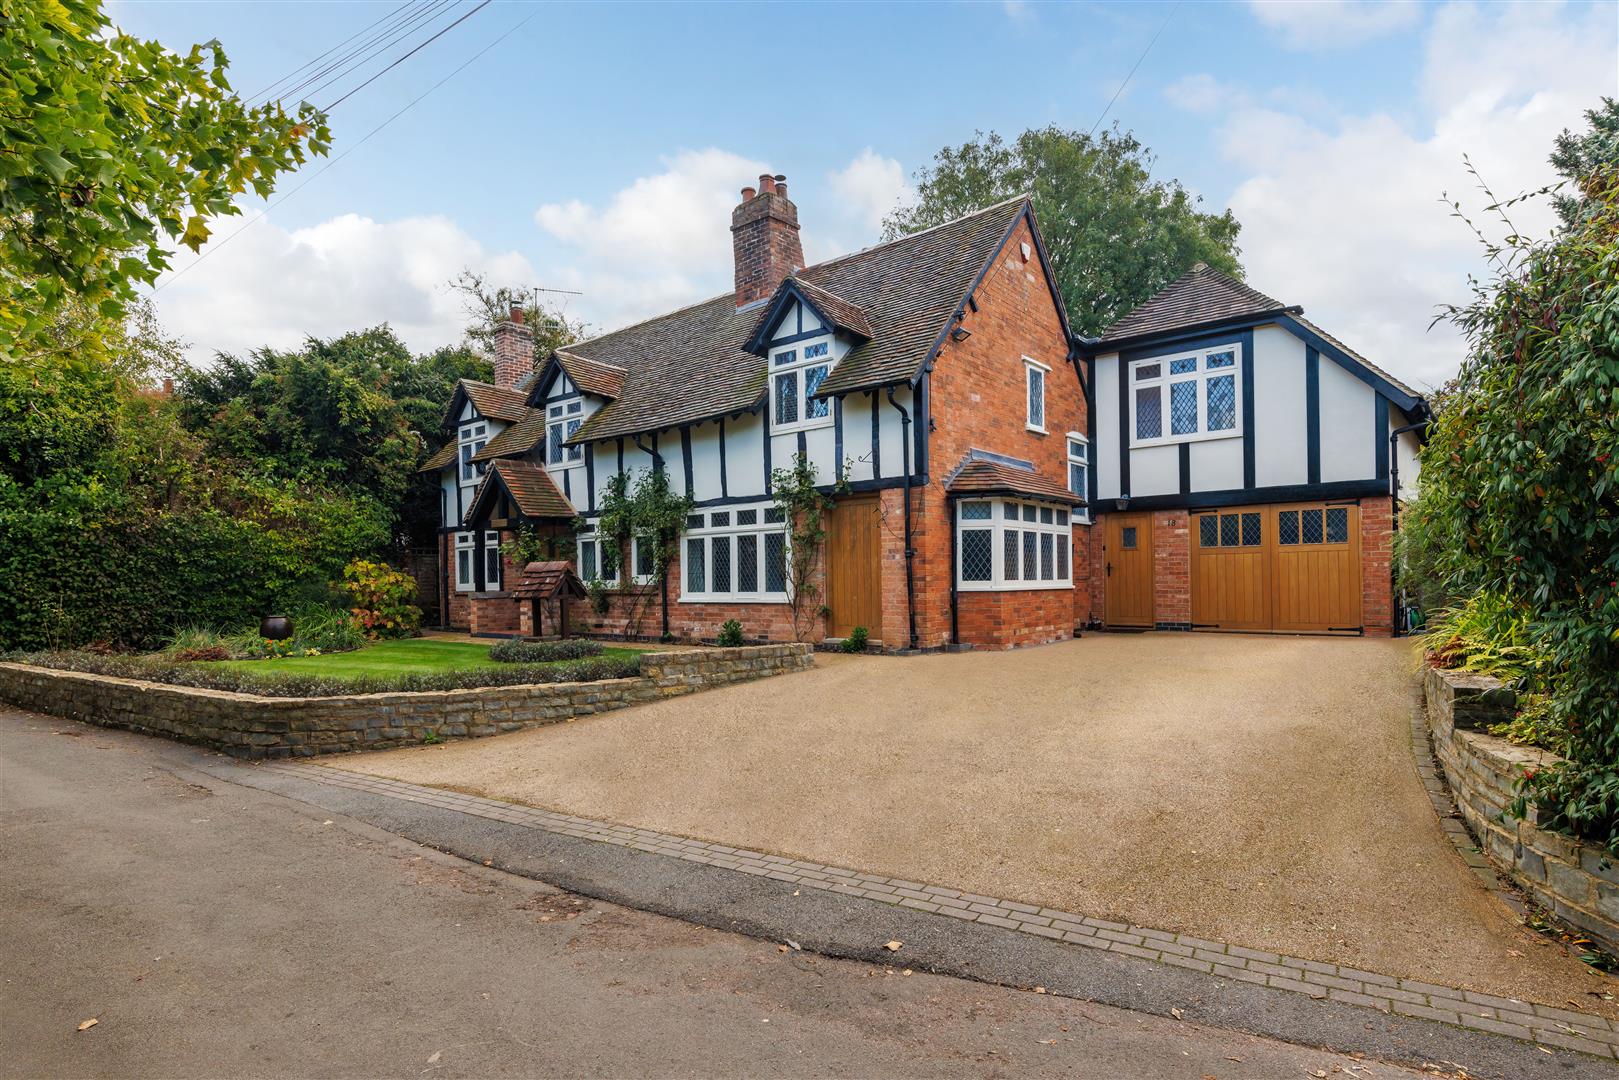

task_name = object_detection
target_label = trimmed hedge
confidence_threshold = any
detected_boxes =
[487,638,604,664]
[10,649,641,699]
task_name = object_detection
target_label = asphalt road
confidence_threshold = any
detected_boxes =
[0,710,1436,1079]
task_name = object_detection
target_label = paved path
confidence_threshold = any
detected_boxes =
[331,632,1613,1011]
[1,712,1426,1080]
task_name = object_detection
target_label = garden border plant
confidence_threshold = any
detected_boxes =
[1405,103,1619,852]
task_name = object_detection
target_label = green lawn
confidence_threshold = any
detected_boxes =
[213,638,639,679]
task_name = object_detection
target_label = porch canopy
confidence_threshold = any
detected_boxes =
[463,459,578,531]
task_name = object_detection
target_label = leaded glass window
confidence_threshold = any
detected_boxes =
[685,538,705,593]
[1170,380,1198,435]
[805,364,829,419]
[764,532,786,592]
[1241,512,1262,547]
[771,340,835,431]
[1040,533,1054,580]
[737,509,757,526]
[1199,515,1219,547]
[1026,362,1046,429]
[1279,510,1300,545]
[774,369,798,425]
[736,534,758,592]
[1207,374,1236,431]
[1326,507,1349,544]
[1170,357,1197,374]
[1302,508,1324,544]
[1004,529,1020,580]
[1135,386,1162,440]
[1122,526,1138,549]
[961,529,993,581]
[1057,535,1069,580]
[961,501,991,520]
[1220,514,1239,547]
[711,536,731,592]
[1023,530,1037,575]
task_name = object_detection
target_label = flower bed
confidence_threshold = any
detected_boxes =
[0,644,813,758]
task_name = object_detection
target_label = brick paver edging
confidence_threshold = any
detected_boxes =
[271,761,1618,1061]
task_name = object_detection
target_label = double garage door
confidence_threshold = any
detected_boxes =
[1190,501,1362,633]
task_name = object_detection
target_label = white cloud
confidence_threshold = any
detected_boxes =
[1163,74,1249,114]
[149,212,534,363]
[827,149,914,232]
[1186,2,1613,389]
[531,148,908,334]
[1248,0,1422,49]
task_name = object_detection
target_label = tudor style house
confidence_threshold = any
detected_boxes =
[420,172,1425,648]
[1079,266,1427,636]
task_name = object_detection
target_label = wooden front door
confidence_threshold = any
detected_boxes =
[1104,512,1154,627]
[826,495,883,641]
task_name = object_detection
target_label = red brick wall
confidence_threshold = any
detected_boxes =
[920,216,1085,649]
[957,588,1073,649]
[1152,510,1191,628]
[1071,522,1094,628]
[1088,517,1107,626]
[1361,496,1394,636]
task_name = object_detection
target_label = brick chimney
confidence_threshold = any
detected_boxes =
[731,173,804,307]
[492,300,534,390]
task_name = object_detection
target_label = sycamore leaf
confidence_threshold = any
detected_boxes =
[33,147,71,183]
[180,216,210,251]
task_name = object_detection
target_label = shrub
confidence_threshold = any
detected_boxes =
[340,559,420,639]
[840,626,869,653]
[716,619,743,647]
[10,649,641,698]
[1423,592,1547,683]
[488,638,604,664]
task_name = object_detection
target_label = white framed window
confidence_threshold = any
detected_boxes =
[483,530,501,590]
[770,339,833,433]
[631,534,658,585]
[1066,433,1089,522]
[1129,344,1241,447]
[458,421,488,483]
[576,527,622,585]
[956,499,1073,591]
[681,504,789,603]
[547,400,584,465]
[454,531,475,592]
[1024,358,1048,432]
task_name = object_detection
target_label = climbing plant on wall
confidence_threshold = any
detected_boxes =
[769,455,849,643]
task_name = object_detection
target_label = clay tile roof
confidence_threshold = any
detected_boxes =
[467,459,575,522]
[418,440,458,473]
[472,408,547,463]
[511,560,587,601]
[783,277,874,340]
[555,350,626,399]
[1097,264,1292,346]
[562,195,1031,444]
[462,380,531,423]
[946,456,1083,505]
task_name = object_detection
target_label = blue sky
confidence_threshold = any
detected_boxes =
[122,1,1618,388]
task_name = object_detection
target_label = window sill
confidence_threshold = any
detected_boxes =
[1025,425,1048,435]
[957,581,1074,592]
[771,416,835,436]
[678,595,790,605]
[1128,429,1242,451]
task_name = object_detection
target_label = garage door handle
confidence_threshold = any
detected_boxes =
[1105,561,1113,577]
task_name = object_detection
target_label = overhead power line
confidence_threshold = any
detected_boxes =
[154,6,538,292]
[1088,2,1179,138]
[272,1,455,108]
[323,0,490,111]
[242,0,412,104]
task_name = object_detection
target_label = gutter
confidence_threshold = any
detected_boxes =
[886,386,919,651]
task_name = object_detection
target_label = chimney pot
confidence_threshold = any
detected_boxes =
[759,173,777,195]
[741,185,756,202]
[509,300,524,325]
[775,175,788,199]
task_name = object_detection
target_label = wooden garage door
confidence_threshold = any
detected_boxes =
[1190,502,1361,634]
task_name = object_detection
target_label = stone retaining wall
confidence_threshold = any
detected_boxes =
[0,644,813,760]
[1423,664,1619,955]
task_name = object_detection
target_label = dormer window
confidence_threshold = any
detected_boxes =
[459,421,488,483]
[547,400,584,465]
[771,340,833,433]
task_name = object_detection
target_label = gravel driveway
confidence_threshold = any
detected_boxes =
[329,632,1612,1009]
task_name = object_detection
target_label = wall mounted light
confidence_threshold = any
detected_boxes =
[950,327,972,343]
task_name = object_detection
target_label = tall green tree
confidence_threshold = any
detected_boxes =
[883,126,1243,336]
[0,0,329,362]
[1550,96,1619,229]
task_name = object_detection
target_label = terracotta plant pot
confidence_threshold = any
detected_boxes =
[260,615,294,641]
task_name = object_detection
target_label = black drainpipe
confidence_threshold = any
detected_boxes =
[947,495,958,646]
[1388,419,1429,637]
[632,435,670,639]
[439,488,450,629]
[886,386,918,651]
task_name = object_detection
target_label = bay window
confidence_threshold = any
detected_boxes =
[1129,344,1241,447]
[956,499,1073,591]
[771,340,833,432]
[682,504,789,602]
